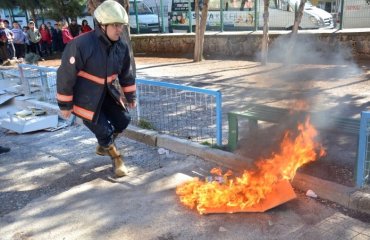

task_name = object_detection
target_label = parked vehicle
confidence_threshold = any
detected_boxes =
[168,0,334,32]
[130,0,160,33]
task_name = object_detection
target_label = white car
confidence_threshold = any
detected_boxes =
[129,0,160,33]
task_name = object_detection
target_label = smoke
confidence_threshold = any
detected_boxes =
[268,34,355,65]
[266,34,363,120]
[237,34,364,169]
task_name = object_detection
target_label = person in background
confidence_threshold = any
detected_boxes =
[3,19,10,29]
[0,21,9,64]
[51,23,58,53]
[22,26,30,54]
[54,22,64,52]
[46,22,54,54]
[27,21,42,58]
[12,21,26,59]
[39,23,52,57]
[68,18,80,37]
[80,19,92,33]
[46,22,53,35]
[3,20,16,60]
[61,21,73,45]
[56,0,136,177]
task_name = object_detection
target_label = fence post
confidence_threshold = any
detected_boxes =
[216,90,222,146]
[136,81,141,122]
[160,0,165,33]
[18,64,30,95]
[134,0,140,34]
[188,0,192,33]
[254,0,258,31]
[39,69,49,101]
[356,111,368,187]
[220,0,224,32]
[339,0,344,30]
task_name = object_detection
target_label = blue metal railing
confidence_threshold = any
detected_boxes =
[136,78,223,146]
[18,64,57,103]
[356,111,370,187]
[15,65,223,146]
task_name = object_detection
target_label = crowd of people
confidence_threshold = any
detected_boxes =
[0,18,93,65]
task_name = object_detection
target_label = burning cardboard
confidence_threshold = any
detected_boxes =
[176,118,325,214]
[199,180,296,214]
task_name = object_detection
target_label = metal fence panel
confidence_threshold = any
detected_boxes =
[18,64,57,104]
[132,79,222,146]
[14,65,223,145]
[342,0,370,29]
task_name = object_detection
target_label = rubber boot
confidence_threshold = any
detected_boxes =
[106,144,128,177]
[96,145,109,156]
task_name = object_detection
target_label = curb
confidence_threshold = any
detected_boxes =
[124,125,370,215]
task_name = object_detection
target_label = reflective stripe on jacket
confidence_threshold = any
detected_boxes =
[56,26,136,122]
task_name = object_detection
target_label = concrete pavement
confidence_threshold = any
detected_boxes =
[1,119,370,240]
[1,58,370,239]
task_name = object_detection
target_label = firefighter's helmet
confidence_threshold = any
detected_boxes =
[94,0,128,25]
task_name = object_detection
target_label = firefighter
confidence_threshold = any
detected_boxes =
[56,0,136,177]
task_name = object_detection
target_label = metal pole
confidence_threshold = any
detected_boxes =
[134,0,140,34]
[356,111,368,188]
[220,0,224,32]
[216,90,222,146]
[18,64,30,95]
[254,0,258,31]
[188,0,192,33]
[160,0,165,32]
[339,0,344,30]
[136,83,141,121]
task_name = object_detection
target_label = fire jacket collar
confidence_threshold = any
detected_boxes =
[94,25,118,49]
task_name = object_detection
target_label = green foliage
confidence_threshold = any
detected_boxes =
[0,0,16,9]
[1,0,88,23]
[41,0,87,21]
[138,119,155,130]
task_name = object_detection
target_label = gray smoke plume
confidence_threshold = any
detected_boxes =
[237,34,366,180]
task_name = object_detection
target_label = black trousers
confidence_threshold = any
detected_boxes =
[14,43,25,58]
[83,94,131,147]
[29,42,41,56]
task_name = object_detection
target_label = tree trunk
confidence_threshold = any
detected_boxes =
[87,0,137,78]
[194,0,209,62]
[9,8,15,22]
[30,8,37,26]
[285,0,306,62]
[261,0,269,65]
[193,0,200,61]
[292,0,306,35]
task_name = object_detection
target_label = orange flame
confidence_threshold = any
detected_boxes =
[176,117,326,214]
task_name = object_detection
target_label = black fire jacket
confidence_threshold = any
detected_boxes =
[56,26,136,123]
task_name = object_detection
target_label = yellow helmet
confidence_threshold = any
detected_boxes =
[94,0,129,25]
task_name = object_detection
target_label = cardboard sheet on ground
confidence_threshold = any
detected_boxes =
[1,115,58,134]
[202,180,297,214]
[0,94,17,105]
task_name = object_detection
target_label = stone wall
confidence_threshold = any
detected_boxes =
[131,30,370,59]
